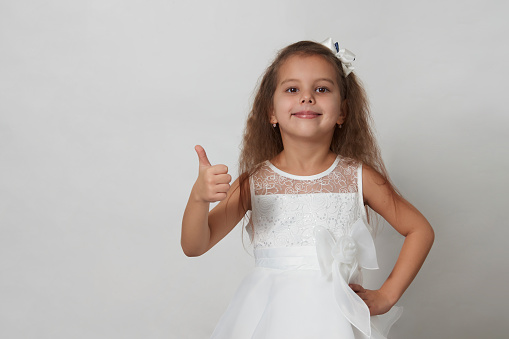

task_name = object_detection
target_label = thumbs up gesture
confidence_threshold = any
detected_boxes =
[193,145,232,203]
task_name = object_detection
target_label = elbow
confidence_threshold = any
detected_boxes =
[183,250,203,257]
[419,223,435,250]
[181,242,207,257]
[183,251,202,258]
[180,223,212,257]
[427,224,435,247]
[406,222,435,249]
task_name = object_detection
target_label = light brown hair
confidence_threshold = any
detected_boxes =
[237,40,396,224]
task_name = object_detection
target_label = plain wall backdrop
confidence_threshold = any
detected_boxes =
[1,0,508,338]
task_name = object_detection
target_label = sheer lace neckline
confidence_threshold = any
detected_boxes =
[265,156,340,181]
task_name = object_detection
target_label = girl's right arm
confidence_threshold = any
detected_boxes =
[181,145,249,257]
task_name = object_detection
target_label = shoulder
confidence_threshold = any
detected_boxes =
[254,160,271,173]
[238,161,269,209]
[361,164,388,184]
[361,164,397,208]
[250,160,273,180]
[333,155,360,173]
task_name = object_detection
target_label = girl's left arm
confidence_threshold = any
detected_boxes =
[350,164,435,316]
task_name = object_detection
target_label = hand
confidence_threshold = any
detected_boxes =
[192,145,232,203]
[349,284,395,316]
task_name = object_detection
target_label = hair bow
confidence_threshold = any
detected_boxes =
[321,38,356,76]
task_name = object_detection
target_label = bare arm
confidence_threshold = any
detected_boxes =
[181,146,250,257]
[350,165,434,315]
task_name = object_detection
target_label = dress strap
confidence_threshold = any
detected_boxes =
[357,163,369,226]
[245,174,255,239]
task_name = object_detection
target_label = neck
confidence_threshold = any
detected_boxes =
[272,136,336,176]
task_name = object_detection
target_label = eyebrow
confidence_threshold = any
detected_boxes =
[280,78,335,86]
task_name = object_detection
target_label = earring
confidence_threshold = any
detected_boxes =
[338,124,342,129]
[273,123,277,128]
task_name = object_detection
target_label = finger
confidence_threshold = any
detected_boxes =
[214,184,231,193]
[358,293,369,301]
[213,192,228,201]
[195,145,212,167]
[215,173,232,184]
[349,284,364,292]
[353,289,368,299]
[209,164,229,175]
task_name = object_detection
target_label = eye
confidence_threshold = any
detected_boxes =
[285,87,298,93]
[315,87,330,93]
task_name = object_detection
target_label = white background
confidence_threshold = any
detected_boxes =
[1,0,508,338]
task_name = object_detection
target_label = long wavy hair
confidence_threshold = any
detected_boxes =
[237,40,396,228]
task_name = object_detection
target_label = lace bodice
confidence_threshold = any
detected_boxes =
[247,156,368,249]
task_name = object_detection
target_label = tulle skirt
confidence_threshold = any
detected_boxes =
[210,247,402,339]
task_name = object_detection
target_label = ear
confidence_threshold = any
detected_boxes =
[336,100,348,125]
[270,114,278,124]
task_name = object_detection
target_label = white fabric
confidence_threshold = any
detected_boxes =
[211,156,401,338]
[315,219,379,336]
[320,37,356,76]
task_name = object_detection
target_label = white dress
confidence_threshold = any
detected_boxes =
[211,156,402,339]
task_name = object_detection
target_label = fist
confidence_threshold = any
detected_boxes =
[193,145,232,203]
[349,284,395,316]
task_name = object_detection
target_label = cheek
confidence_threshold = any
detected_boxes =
[331,97,343,113]
[273,95,291,112]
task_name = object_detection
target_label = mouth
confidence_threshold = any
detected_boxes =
[291,111,322,119]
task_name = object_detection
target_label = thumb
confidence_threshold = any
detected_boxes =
[195,145,212,167]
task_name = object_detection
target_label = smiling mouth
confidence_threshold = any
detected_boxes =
[291,111,322,119]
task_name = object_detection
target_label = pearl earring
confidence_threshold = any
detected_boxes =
[273,123,277,128]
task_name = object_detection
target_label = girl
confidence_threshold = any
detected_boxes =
[181,38,434,339]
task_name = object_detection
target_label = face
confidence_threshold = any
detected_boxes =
[271,54,345,142]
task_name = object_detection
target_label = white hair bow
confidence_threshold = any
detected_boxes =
[321,38,356,76]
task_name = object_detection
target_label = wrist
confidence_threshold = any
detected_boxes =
[190,185,210,204]
[378,285,401,306]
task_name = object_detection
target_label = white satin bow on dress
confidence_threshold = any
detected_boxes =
[314,218,378,337]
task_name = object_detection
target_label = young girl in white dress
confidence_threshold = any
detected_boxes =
[181,38,434,339]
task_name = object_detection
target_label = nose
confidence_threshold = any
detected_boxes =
[300,93,315,104]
